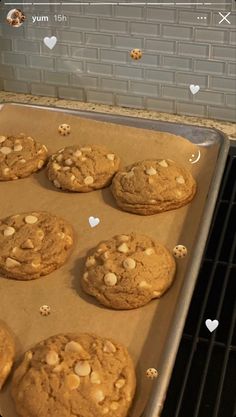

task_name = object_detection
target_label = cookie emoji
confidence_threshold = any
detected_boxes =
[111,159,197,215]
[58,124,71,136]
[0,325,15,389]
[81,233,176,309]
[0,134,48,181]
[11,333,136,417]
[0,211,74,280]
[47,145,121,192]
[130,49,143,60]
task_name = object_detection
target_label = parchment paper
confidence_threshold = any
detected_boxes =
[0,104,219,417]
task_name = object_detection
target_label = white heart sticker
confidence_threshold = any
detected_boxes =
[189,84,200,95]
[88,216,100,228]
[205,319,219,333]
[43,36,57,50]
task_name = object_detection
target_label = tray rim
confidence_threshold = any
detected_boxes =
[0,102,230,417]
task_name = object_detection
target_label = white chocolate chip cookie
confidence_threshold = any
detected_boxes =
[11,333,136,417]
[0,134,48,181]
[82,233,176,309]
[0,325,15,390]
[47,144,121,192]
[0,211,74,280]
[111,159,197,215]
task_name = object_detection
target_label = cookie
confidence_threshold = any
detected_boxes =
[111,159,197,215]
[0,134,48,181]
[47,144,120,192]
[0,325,15,389]
[58,124,71,136]
[0,211,74,280]
[81,233,176,309]
[11,333,136,417]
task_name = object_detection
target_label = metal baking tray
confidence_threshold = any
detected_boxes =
[0,103,229,417]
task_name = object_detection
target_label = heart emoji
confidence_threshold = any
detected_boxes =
[89,216,100,228]
[205,319,219,333]
[190,84,200,95]
[43,36,57,50]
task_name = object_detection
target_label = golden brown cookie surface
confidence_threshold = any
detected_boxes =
[0,325,15,390]
[111,159,197,215]
[0,134,48,181]
[47,145,120,192]
[11,333,136,417]
[0,211,74,280]
[82,233,176,309]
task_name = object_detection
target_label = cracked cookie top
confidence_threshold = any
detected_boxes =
[47,144,120,192]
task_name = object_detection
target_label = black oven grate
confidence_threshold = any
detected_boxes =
[162,143,236,417]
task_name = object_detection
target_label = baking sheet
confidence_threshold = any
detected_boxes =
[0,103,228,417]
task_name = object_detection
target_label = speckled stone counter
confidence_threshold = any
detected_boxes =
[1,92,235,138]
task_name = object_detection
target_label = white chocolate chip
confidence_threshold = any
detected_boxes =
[13,144,23,152]
[46,351,59,366]
[104,272,117,286]
[0,136,6,143]
[31,261,41,268]
[81,157,87,161]
[19,159,26,163]
[65,341,84,353]
[0,147,12,155]
[70,174,76,181]
[74,361,91,377]
[74,150,82,157]
[93,389,105,403]
[58,232,65,239]
[146,166,157,176]
[56,154,63,162]
[81,146,91,152]
[3,168,10,175]
[115,378,126,389]
[25,215,38,224]
[37,160,44,169]
[65,374,80,390]
[21,239,34,249]
[84,176,94,185]
[145,247,155,255]
[158,160,168,167]
[3,226,15,237]
[110,402,119,410]
[85,256,96,267]
[176,176,185,184]
[117,243,129,253]
[153,291,161,298]
[117,235,130,242]
[62,166,70,171]
[52,162,61,171]
[139,280,152,289]
[106,153,115,161]
[65,158,73,166]
[90,371,101,384]
[6,257,20,268]
[123,257,136,270]
[83,272,89,281]
[53,180,61,188]
[125,171,134,178]
[103,340,116,353]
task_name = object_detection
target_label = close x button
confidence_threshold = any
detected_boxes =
[218,12,231,24]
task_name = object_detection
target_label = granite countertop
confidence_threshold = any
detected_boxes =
[1,91,235,139]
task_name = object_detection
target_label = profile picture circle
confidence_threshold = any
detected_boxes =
[6,9,26,27]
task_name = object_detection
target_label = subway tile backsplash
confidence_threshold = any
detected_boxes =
[0,3,235,121]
